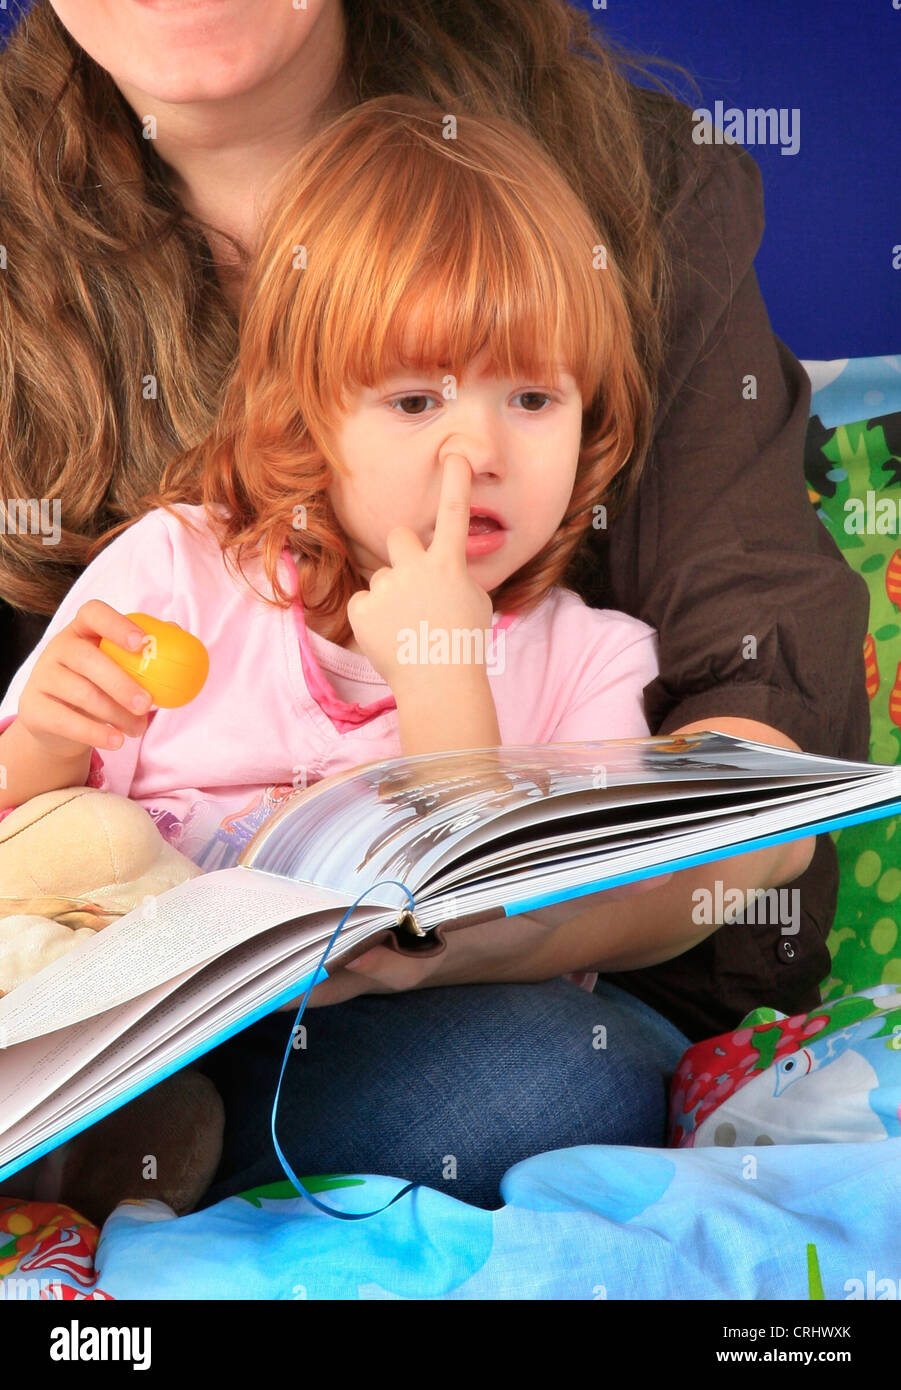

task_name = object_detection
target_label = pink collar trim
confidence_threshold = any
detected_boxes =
[281,546,516,734]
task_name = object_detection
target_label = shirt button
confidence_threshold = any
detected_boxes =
[776,939,797,963]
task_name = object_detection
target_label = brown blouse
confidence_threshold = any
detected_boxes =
[0,112,870,1044]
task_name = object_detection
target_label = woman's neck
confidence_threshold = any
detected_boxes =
[115,3,351,303]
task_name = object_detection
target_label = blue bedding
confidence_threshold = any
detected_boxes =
[4,981,901,1300]
[88,1137,901,1300]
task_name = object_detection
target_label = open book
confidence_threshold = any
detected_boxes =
[2,730,901,1182]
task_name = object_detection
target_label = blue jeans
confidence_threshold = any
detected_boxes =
[196,977,692,1211]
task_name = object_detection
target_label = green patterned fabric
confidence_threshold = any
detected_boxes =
[804,406,901,997]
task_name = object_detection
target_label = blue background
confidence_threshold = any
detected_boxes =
[581,0,899,360]
[2,0,898,358]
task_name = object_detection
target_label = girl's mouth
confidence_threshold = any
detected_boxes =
[466,511,507,557]
[468,515,503,535]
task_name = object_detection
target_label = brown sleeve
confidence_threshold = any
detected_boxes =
[581,134,871,1041]
[573,135,870,763]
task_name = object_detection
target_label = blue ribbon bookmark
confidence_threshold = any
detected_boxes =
[270,879,419,1220]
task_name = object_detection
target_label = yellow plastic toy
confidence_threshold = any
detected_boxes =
[99,613,210,709]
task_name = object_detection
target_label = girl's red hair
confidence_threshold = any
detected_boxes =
[144,94,652,641]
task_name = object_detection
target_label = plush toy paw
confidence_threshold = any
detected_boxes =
[0,915,99,998]
[0,787,202,995]
[33,1070,226,1227]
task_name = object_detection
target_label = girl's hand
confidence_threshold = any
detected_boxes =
[346,454,494,690]
[17,601,154,760]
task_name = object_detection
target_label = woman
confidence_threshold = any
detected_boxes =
[0,0,868,1214]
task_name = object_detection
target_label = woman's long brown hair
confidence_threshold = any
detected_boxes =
[0,0,702,618]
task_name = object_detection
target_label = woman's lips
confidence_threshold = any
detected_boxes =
[130,0,235,12]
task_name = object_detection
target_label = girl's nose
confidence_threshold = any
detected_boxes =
[440,432,506,480]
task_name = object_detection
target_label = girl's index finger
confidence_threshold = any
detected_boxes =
[71,600,145,651]
[430,453,473,564]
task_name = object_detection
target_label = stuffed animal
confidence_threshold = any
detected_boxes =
[0,786,203,997]
[0,788,224,1225]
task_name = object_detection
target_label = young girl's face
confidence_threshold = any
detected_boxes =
[324,349,585,595]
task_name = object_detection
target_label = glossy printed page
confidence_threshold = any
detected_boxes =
[246,732,884,901]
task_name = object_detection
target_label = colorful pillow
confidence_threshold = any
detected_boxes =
[803,356,901,997]
[669,983,901,1147]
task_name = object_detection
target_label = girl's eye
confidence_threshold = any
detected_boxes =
[515,391,553,412]
[387,390,555,416]
[388,394,437,416]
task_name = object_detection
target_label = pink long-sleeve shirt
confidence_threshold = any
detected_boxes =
[0,503,659,871]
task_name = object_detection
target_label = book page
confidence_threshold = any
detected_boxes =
[17,924,333,1152]
[0,866,352,1046]
[31,907,386,1138]
[422,775,870,892]
[245,732,886,903]
[0,906,394,1172]
[424,774,901,924]
[0,973,192,1137]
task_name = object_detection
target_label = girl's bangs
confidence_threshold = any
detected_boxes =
[313,201,604,417]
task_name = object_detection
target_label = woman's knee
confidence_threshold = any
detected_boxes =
[197,979,688,1209]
